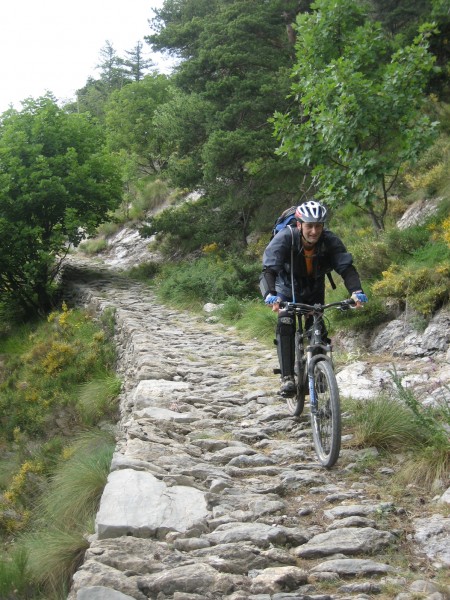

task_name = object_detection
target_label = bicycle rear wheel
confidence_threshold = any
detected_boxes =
[286,331,305,416]
[310,359,341,467]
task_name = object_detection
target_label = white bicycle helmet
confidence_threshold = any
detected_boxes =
[295,200,327,223]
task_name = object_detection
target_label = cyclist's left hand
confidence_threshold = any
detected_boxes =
[351,291,368,308]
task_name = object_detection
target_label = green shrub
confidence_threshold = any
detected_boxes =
[347,234,391,280]
[218,297,246,322]
[232,300,277,343]
[372,259,450,315]
[346,373,450,491]
[404,134,450,195]
[0,304,118,438]
[127,261,162,282]
[97,220,121,238]
[156,255,260,306]
[385,226,431,259]
[78,237,108,255]
[129,179,170,221]
[390,372,450,490]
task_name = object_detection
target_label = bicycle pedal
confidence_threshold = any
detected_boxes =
[273,368,281,374]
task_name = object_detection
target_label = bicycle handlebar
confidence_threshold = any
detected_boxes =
[279,298,356,312]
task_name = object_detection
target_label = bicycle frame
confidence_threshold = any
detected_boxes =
[279,298,355,467]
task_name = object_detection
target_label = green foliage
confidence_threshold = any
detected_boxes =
[0,431,114,598]
[0,305,118,598]
[105,74,172,172]
[37,430,115,529]
[156,253,260,307]
[0,304,118,440]
[129,178,170,221]
[126,261,162,282]
[228,300,278,343]
[344,395,425,450]
[142,195,242,253]
[345,371,449,490]
[272,0,437,230]
[78,237,108,255]
[0,96,123,314]
[372,253,450,315]
[147,0,308,244]
[77,374,121,427]
[390,370,450,489]
[403,131,450,193]
[0,547,32,598]
[24,526,89,597]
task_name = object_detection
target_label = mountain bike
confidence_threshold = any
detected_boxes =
[279,299,355,468]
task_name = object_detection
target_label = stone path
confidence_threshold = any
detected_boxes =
[63,263,449,600]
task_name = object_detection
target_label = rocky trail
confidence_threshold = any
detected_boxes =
[62,259,449,600]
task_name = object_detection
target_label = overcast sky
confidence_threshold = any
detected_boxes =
[0,0,173,113]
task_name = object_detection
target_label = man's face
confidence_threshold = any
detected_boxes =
[297,221,324,245]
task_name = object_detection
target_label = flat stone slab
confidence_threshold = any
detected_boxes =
[310,558,395,575]
[77,587,135,600]
[132,380,191,409]
[95,469,208,539]
[414,515,450,567]
[135,406,200,423]
[293,527,394,558]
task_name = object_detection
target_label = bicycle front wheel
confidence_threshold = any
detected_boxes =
[310,359,341,468]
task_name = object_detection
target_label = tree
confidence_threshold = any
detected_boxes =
[123,41,154,82]
[104,74,172,174]
[146,0,308,247]
[96,40,127,92]
[368,0,432,36]
[272,0,437,230]
[0,96,123,315]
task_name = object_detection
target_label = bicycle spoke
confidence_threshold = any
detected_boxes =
[310,360,341,467]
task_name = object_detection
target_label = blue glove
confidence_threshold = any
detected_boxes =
[265,294,280,305]
[352,291,368,303]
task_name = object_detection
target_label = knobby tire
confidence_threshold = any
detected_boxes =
[310,359,341,468]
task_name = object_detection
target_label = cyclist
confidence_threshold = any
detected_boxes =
[260,199,367,397]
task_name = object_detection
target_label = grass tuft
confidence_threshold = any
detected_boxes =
[77,374,122,426]
[38,429,115,528]
[343,395,424,451]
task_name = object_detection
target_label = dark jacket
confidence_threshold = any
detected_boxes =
[260,226,362,303]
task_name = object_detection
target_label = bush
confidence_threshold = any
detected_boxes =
[404,135,450,194]
[345,373,450,491]
[78,237,108,255]
[372,259,450,315]
[347,234,391,280]
[391,372,450,490]
[127,261,161,282]
[134,178,170,216]
[156,254,260,307]
[0,304,118,439]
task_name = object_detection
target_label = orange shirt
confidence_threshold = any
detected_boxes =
[304,246,315,276]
